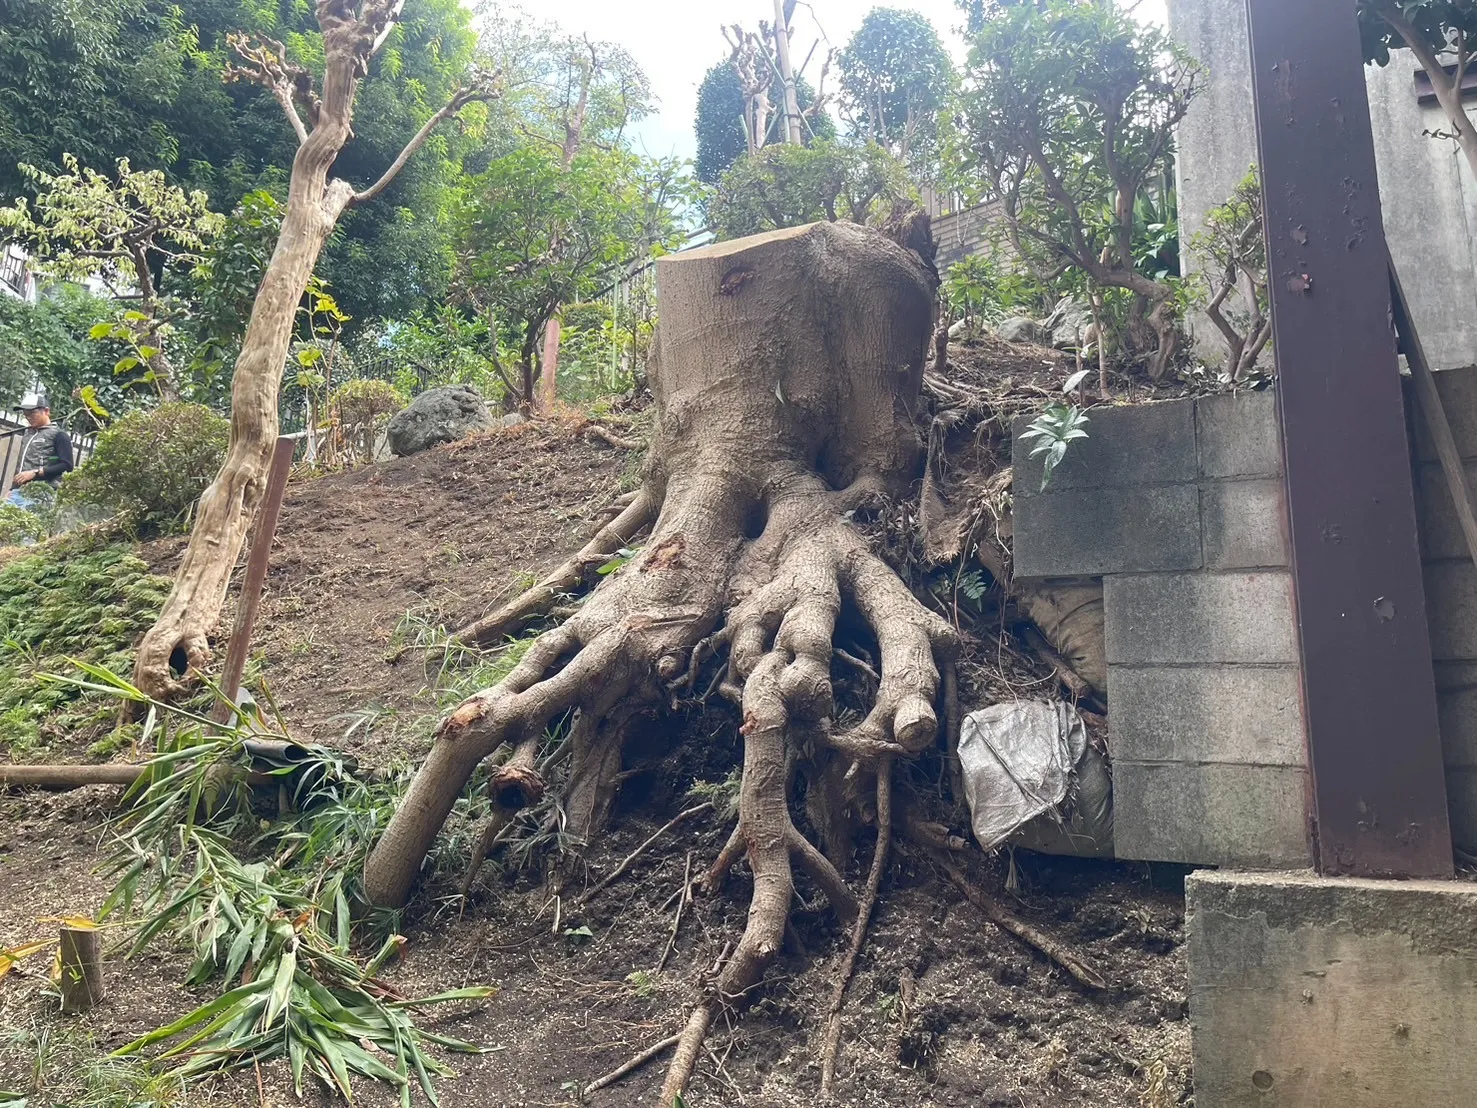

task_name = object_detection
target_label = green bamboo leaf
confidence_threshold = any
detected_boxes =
[263,946,297,1029]
[112,979,268,1056]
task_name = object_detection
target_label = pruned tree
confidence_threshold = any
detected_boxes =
[838,7,955,174]
[1191,167,1272,381]
[1361,0,1477,181]
[948,0,1201,378]
[721,11,833,159]
[0,155,225,400]
[363,219,958,1103]
[131,0,499,701]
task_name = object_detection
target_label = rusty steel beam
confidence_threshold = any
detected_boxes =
[1246,0,1453,877]
[213,436,297,721]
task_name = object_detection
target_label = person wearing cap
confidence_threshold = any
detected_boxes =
[7,391,74,509]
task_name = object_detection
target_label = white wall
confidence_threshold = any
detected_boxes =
[1171,0,1477,371]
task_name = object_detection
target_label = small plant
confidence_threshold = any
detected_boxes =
[1020,404,1090,490]
[687,769,741,821]
[59,403,229,535]
[625,970,657,999]
[1190,166,1271,381]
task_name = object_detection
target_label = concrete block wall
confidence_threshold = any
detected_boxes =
[1407,365,1477,852]
[1014,390,1312,868]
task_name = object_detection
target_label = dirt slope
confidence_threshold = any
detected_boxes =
[1,376,1194,1107]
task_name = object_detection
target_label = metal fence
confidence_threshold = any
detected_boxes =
[0,413,98,497]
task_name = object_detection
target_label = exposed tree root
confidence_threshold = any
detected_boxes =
[365,221,960,1099]
[820,759,892,1096]
[935,853,1109,991]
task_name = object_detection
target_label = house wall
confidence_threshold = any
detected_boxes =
[1169,0,1477,372]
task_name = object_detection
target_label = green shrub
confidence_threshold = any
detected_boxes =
[329,377,406,463]
[0,538,173,754]
[0,500,50,547]
[60,402,229,535]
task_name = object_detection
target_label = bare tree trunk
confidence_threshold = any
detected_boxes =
[1383,9,1477,183]
[773,0,804,144]
[132,4,498,700]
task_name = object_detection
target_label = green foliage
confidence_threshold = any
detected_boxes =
[708,140,916,240]
[352,307,505,399]
[452,144,689,404]
[1189,167,1272,379]
[942,253,1045,325]
[1360,1,1477,68]
[1020,403,1090,490]
[0,285,128,418]
[0,504,47,548]
[60,402,229,535]
[693,61,832,184]
[329,378,407,464]
[838,8,954,175]
[0,540,172,754]
[89,696,497,1100]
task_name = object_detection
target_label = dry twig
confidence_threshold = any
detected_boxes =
[582,803,712,903]
[583,1033,682,1094]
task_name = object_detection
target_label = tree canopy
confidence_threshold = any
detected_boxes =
[694,61,830,185]
[838,8,954,175]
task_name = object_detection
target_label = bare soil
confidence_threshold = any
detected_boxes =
[1,351,1195,1107]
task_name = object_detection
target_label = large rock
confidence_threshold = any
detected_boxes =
[996,316,1047,345]
[1045,296,1095,350]
[386,385,493,457]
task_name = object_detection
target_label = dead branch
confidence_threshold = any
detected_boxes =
[584,424,641,451]
[658,851,694,971]
[584,1034,682,1094]
[820,760,892,1096]
[935,854,1108,991]
[581,803,712,903]
[1,764,144,791]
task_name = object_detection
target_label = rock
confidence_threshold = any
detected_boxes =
[386,385,493,457]
[996,316,1047,345]
[948,318,969,339]
[501,412,527,428]
[1046,296,1096,350]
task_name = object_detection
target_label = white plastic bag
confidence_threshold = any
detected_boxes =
[958,700,1089,852]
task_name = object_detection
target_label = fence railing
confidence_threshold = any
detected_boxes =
[0,413,97,498]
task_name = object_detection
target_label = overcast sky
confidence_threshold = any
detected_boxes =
[489,1,1171,162]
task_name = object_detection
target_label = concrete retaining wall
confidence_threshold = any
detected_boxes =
[1014,375,1477,865]
[1187,870,1477,1108]
[1169,0,1477,373]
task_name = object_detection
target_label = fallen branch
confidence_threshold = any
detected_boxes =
[658,851,694,971]
[935,853,1108,991]
[581,803,712,903]
[584,424,642,451]
[583,1033,681,1094]
[454,487,657,646]
[1021,625,1094,701]
[1,763,144,791]
[820,760,892,1096]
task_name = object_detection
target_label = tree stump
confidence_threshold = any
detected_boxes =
[58,923,104,1013]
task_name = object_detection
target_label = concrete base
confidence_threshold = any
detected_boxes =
[1187,870,1477,1107]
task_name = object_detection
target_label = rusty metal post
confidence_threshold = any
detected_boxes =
[1246,0,1453,877]
[213,436,296,722]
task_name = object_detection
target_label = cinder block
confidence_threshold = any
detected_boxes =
[1013,485,1202,578]
[1187,870,1477,1108]
[1107,664,1305,766]
[1422,560,1477,660]
[1012,399,1196,490]
[1201,479,1288,569]
[1409,364,1477,463]
[1413,460,1477,560]
[1104,571,1298,665]
[1113,761,1310,867]
[1196,391,1282,478]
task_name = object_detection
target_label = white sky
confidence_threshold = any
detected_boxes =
[495,0,1170,162]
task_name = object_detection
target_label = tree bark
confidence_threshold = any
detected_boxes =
[1383,8,1477,183]
[133,4,495,700]
[363,222,958,1102]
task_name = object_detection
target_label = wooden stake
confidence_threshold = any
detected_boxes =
[58,923,104,1013]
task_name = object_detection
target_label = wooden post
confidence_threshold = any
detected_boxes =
[541,317,561,411]
[58,923,104,1013]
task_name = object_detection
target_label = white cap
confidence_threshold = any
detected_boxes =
[18,390,47,412]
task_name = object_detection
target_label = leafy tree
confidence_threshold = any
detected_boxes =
[837,8,954,175]
[694,62,832,184]
[1190,167,1271,381]
[0,285,125,417]
[708,141,916,240]
[0,156,224,400]
[451,145,687,407]
[1360,0,1477,180]
[947,0,1201,378]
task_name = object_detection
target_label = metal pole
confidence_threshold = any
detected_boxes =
[1246,0,1453,877]
[213,437,296,722]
